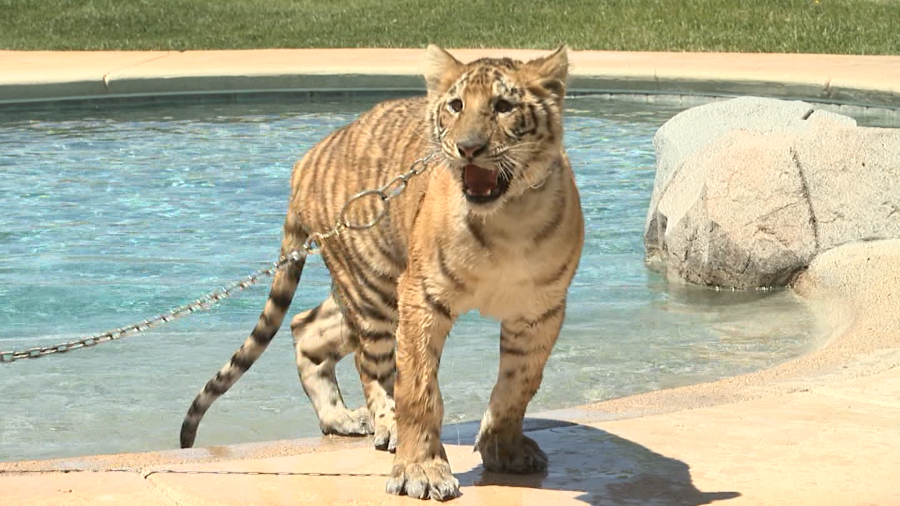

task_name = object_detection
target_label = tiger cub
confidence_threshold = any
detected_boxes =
[180,45,584,500]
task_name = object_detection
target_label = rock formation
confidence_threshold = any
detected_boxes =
[645,97,900,289]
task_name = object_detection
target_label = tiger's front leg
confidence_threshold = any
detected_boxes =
[474,303,566,473]
[384,270,461,501]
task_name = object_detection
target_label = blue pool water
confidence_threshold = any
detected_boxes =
[0,95,818,462]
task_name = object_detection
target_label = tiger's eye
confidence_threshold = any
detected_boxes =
[494,99,513,113]
[448,99,463,112]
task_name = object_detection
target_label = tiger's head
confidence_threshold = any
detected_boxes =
[424,45,569,213]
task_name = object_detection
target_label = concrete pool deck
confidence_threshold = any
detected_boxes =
[1,49,899,505]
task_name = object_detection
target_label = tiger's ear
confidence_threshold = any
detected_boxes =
[522,45,569,100]
[423,44,464,95]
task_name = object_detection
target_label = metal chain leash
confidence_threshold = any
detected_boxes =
[0,255,298,363]
[0,154,434,364]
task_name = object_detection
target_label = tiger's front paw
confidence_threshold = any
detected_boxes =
[474,429,548,474]
[385,458,460,501]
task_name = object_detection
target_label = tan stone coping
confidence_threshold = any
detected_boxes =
[1,49,900,107]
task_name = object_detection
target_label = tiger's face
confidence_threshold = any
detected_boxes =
[424,45,568,213]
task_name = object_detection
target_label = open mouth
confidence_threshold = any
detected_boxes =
[462,164,511,204]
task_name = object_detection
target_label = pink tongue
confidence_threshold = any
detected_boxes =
[464,165,498,196]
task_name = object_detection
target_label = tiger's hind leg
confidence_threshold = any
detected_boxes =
[291,295,373,437]
[354,335,398,452]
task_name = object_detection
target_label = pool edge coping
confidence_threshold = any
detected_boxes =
[1,49,899,109]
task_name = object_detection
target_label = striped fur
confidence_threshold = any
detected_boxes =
[180,45,584,501]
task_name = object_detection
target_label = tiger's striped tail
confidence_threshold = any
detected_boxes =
[180,232,307,449]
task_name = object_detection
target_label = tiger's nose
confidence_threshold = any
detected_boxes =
[457,141,487,159]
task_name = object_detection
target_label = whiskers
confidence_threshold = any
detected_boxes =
[488,141,540,165]
[410,127,446,162]
[496,157,517,182]
[495,140,542,156]
[428,135,549,191]
[488,143,531,183]
[490,141,559,190]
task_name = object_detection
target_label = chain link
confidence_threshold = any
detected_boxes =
[303,153,434,250]
[1,154,434,364]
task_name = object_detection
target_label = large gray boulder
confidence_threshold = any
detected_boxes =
[645,96,900,289]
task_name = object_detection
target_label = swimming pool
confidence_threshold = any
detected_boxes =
[0,95,818,462]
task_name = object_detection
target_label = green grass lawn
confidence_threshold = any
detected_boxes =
[1,0,898,54]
